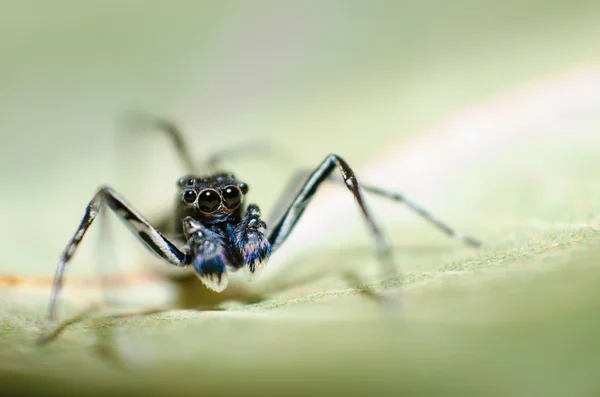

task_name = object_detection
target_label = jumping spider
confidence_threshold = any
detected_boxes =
[41,116,480,343]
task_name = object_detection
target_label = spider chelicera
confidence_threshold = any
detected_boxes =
[41,115,480,343]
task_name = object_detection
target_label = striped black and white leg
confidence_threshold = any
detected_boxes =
[44,186,189,332]
[268,154,395,278]
[269,170,481,248]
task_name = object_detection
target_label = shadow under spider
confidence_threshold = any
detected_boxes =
[38,241,464,367]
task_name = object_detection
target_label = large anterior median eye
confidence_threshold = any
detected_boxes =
[198,189,221,213]
[222,186,242,209]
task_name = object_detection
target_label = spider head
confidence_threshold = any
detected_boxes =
[176,172,249,223]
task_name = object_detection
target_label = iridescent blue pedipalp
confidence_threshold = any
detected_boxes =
[231,204,271,273]
[183,217,230,292]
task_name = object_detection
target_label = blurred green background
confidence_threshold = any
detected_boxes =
[1,0,600,396]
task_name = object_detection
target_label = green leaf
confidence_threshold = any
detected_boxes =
[2,1,600,396]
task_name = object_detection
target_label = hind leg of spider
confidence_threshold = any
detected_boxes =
[122,112,295,176]
[41,186,189,341]
[120,113,198,174]
[268,154,395,279]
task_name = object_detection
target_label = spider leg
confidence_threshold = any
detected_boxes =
[269,170,481,247]
[355,184,481,247]
[268,154,395,278]
[205,143,289,172]
[44,186,189,332]
[122,112,295,175]
[120,113,197,174]
[267,170,309,227]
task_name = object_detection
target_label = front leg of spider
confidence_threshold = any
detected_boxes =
[233,204,271,273]
[183,217,229,292]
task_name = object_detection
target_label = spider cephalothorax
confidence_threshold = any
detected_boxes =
[168,172,270,291]
[175,173,248,225]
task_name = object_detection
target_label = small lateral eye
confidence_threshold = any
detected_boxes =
[239,183,248,194]
[222,186,242,209]
[198,189,221,213]
[183,190,197,203]
[177,176,196,187]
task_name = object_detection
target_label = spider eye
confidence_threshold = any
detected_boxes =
[177,175,196,187]
[198,189,221,213]
[239,183,248,194]
[183,190,197,203]
[222,186,242,209]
